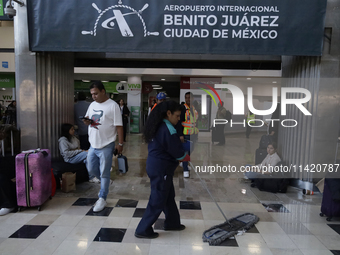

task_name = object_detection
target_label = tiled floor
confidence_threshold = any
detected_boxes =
[0,132,340,255]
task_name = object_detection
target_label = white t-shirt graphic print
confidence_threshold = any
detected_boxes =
[85,99,123,149]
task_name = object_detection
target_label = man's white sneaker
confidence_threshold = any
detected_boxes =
[0,208,14,216]
[89,177,101,183]
[93,198,107,212]
[183,171,190,178]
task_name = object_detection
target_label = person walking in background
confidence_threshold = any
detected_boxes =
[179,92,199,178]
[74,92,91,150]
[6,100,16,125]
[149,92,167,114]
[135,101,190,239]
[83,81,123,212]
[215,101,228,145]
[119,99,130,142]
[246,110,255,138]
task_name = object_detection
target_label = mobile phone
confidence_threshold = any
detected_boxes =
[79,116,93,123]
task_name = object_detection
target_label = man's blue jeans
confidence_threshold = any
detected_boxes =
[87,142,115,200]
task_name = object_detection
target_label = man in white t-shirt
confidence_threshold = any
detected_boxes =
[83,81,124,212]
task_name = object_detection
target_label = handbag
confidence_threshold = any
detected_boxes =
[117,154,128,173]
[61,172,76,192]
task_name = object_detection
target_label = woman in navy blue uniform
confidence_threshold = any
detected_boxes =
[135,101,190,239]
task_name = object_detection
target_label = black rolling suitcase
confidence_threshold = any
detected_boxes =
[211,126,219,143]
[255,148,267,165]
[320,178,340,221]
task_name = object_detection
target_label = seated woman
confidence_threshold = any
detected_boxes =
[0,172,16,216]
[58,123,100,183]
[245,142,281,183]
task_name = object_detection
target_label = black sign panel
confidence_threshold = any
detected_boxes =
[27,0,327,56]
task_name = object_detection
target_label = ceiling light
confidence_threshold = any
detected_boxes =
[101,80,109,83]
[161,78,165,81]
[120,81,127,83]
[82,80,90,82]
[154,87,163,90]
[247,78,252,80]
[2,88,6,91]
[152,84,161,87]
[272,81,277,83]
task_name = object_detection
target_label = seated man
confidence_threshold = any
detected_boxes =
[245,142,281,185]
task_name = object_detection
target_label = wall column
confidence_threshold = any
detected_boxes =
[14,2,74,158]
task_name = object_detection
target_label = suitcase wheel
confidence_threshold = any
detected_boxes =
[37,207,41,211]
[18,207,22,212]
[326,217,332,222]
[319,213,324,217]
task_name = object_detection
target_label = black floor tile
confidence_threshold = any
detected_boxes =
[133,208,146,218]
[211,237,238,247]
[115,199,138,208]
[86,207,114,216]
[262,203,290,213]
[328,224,340,235]
[154,218,165,230]
[93,228,126,242]
[73,198,98,206]
[180,201,201,210]
[9,225,49,239]
[331,251,340,255]
[245,225,259,233]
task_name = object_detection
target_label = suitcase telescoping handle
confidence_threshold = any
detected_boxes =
[22,149,48,157]
[30,173,33,190]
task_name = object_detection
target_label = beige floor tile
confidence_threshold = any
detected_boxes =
[52,239,90,255]
[209,246,242,255]
[103,217,131,228]
[235,233,267,248]
[50,215,84,227]
[288,234,327,249]
[0,239,33,255]
[261,234,297,249]
[26,214,60,226]
[149,244,179,255]
[20,238,63,255]
[315,234,340,250]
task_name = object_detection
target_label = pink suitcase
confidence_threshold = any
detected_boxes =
[16,149,51,211]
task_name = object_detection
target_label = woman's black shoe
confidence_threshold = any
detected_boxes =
[134,232,159,239]
[163,224,186,231]
[250,183,256,188]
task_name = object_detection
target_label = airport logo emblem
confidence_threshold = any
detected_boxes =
[81,0,159,37]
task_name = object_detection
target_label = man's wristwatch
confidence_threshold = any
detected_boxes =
[118,143,124,147]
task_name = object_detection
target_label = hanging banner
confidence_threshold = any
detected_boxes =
[0,73,15,88]
[27,0,327,56]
